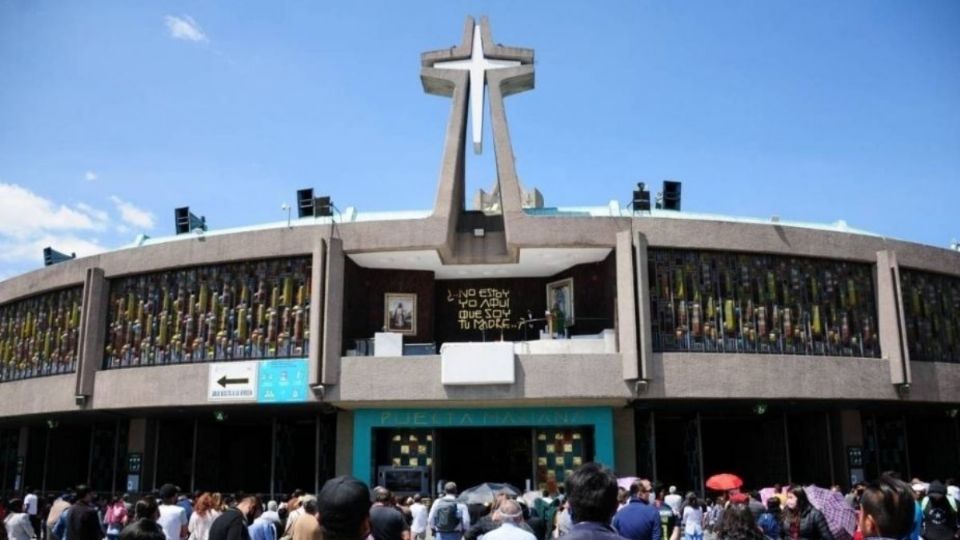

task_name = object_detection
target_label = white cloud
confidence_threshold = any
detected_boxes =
[110,195,155,230]
[0,183,110,272]
[165,15,207,42]
[116,224,131,234]
[85,171,97,181]
[0,183,105,239]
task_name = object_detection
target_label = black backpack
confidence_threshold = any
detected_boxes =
[435,500,461,532]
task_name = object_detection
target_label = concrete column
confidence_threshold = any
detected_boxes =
[126,418,151,493]
[616,230,639,380]
[321,238,344,385]
[876,251,911,385]
[613,408,637,476]
[308,240,327,386]
[634,232,653,380]
[335,410,354,477]
[75,267,108,404]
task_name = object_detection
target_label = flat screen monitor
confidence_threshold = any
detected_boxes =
[377,466,429,496]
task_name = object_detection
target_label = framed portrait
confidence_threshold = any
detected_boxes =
[384,293,417,335]
[546,278,575,326]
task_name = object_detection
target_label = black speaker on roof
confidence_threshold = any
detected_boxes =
[296,188,315,218]
[174,207,207,235]
[315,196,333,217]
[633,182,651,212]
[662,180,682,211]
[43,247,76,267]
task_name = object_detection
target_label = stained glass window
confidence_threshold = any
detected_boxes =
[0,286,83,382]
[649,249,880,357]
[900,268,960,363]
[104,257,311,368]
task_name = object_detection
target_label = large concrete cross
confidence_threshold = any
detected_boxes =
[433,24,521,154]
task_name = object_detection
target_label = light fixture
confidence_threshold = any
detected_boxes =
[311,384,325,400]
[753,402,768,415]
[473,228,485,237]
[634,379,649,395]
[43,247,76,267]
[46,419,59,429]
[896,383,910,398]
[213,410,227,422]
[947,408,958,419]
[74,394,88,406]
[174,207,206,235]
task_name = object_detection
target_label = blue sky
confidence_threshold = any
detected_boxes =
[1,1,958,280]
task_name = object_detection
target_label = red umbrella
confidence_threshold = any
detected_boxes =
[705,473,744,491]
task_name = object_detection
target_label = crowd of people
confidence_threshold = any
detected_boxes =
[1,467,957,540]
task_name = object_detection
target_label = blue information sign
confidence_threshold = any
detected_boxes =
[257,358,309,403]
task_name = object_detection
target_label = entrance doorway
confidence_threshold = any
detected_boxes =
[437,428,532,490]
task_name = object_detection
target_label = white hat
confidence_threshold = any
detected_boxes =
[911,483,928,493]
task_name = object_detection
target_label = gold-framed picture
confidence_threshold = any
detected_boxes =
[384,293,417,335]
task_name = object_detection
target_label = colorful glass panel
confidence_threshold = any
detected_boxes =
[104,257,311,368]
[649,249,880,357]
[535,428,588,486]
[900,268,960,363]
[0,286,83,382]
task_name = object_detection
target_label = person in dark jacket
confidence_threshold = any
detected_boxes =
[66,486,102,540]
[119,518,165,540]
[564,463,630,540]
[780,488,833,540]
[613,480,660,540]
[208,496,262,540]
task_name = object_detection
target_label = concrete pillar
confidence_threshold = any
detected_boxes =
[322,238,344,385]
[876,251,911,385]
[616,230,639,380]
[308,240,327,387]
[634,233,653,380]
[75,267,108,404]
[335,410,354,477]
[613,408,637,476]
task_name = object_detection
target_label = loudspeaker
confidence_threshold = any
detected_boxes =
[43,247,76,267]
[297,188,315,218]
[174,207,206,235]
[662,180,682,211]
[315,196,333,217]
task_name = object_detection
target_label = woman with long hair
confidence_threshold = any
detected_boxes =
[780,487,834,540]
[716,503,764,540]
[681,493,704,540]
[188,493,220,540]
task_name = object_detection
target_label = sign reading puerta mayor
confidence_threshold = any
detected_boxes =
[206,358,308,403]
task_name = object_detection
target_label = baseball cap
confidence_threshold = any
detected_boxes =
[318,476,371,537]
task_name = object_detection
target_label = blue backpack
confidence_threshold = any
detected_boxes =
[758,512,781,540]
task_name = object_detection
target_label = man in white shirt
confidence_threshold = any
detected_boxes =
[482,501,535,540]
[663,487,682,516]
[409,495,428,540]
[427,483,470,540]
[23,487,40,537]
[157,484,189,540]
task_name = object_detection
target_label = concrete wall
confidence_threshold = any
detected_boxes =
[2,202,960,420]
